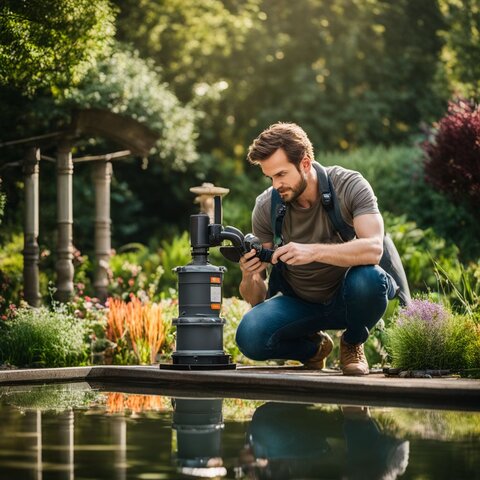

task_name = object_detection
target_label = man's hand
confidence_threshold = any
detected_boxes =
[239,248,268,306]
[271,242,317,266]
[239,249,268,277]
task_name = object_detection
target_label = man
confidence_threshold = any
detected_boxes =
[236,122,395,375]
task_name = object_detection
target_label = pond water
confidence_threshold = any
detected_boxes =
[0,383,478,480]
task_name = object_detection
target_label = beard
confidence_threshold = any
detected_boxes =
[278,170,307,203]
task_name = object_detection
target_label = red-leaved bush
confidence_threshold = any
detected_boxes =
[423,99,480,212]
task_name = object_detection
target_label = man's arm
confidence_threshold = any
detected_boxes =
[271,213,384,267]
[239,243,272,306]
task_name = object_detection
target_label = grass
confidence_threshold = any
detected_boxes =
[386,304,478,371]
[0,304,87,368]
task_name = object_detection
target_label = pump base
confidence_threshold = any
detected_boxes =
[159,362,236,370]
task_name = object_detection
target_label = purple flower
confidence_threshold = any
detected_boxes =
[397,299,448,326]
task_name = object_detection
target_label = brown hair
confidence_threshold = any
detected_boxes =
[247,122,314,167]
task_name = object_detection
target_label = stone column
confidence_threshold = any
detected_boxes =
[23,147,41,307]
[92,161,112,302]
[55,141,74,302]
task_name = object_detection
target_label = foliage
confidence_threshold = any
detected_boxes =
[322,144,480,260]
[0,304,87,367]
[423,99,480,214]
[114,0,445,157]
[385,298,479,370]
[0,0,116,94]
[68,292,110,362]
[0,233,24,314]
[377,408,480,441]
[2,384,99,412]
[0,180,5,225]
[221,296,253,364]
[438,0,480,98]
[433,261,480,323]
[158,232,191,293]
[60,47,198,169]
[106,295,172,364]
[384,214,462,293]
[108,243,164,302]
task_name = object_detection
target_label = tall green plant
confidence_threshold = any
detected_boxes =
[0,304,87,367]
[158,232,191,293]
[434,261,480,323]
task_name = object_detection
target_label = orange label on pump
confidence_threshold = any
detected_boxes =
[211,303,221,310]
[210,276,221,284]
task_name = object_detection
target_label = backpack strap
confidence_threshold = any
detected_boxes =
[313,163,355,242]
[270,188,287,247]
[270,163,356,245]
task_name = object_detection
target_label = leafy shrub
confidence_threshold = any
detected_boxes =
[62,47,198,169]
[108,243,164,301]
[384,213,462,293]
[0,233,24,314]
[221,297,252,365]
[386,299,478,370]
[158,232,191,294]
[322,145,480,260]
[423,99,480,213]
[0,304,87,367]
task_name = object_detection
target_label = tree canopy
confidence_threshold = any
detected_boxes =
[0,0,116,95]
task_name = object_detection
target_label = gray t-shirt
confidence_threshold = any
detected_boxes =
[252,164,380,303]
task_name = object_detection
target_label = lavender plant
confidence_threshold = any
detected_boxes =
[386,298,478,371]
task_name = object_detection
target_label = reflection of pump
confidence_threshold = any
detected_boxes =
[172,398,227,478]
[160,196,238,369]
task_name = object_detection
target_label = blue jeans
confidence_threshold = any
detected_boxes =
[235,265,392,363]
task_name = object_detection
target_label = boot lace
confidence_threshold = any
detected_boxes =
[345,343,365,363]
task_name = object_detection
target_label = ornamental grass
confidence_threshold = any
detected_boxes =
[106,296,168,364]
[386,299,479,371]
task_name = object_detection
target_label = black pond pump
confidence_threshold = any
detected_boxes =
[160,196,252,370]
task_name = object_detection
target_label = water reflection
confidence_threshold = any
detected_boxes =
[172,398,227,478]
[0,384,478,479]
[236,403,408,480]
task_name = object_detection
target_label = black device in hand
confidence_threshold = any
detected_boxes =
[219,230,275,264]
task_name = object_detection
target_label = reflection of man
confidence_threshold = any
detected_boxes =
[342,406,410,480]
[239,402,409,480]
[236,123,397,374]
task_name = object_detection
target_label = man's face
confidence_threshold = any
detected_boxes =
[260,148,307,203]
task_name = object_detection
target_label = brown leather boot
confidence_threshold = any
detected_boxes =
[340,335,369,375]
[304,331,334,369]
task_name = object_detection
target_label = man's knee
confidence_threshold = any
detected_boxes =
[344,265,388,303]
[235,308,271,361]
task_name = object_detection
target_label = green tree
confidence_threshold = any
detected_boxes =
[438,0,480,98]
[61,47,198,169]
[113,0,446,162]
[0,0,116,95]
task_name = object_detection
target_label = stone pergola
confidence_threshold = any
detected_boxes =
[2,108,158,305]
